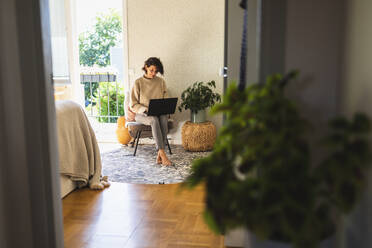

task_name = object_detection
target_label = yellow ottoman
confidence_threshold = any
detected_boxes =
[116,117,131,145]
[181,121,216,151]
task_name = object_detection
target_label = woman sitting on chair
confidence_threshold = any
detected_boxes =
[128,57,173,166]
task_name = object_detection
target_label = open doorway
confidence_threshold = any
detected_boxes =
[75,0,126,150]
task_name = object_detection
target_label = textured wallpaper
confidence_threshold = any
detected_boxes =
[127,0,225,144]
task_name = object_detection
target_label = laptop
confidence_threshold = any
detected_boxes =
[147,97,178,116]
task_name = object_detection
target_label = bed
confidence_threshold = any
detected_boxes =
[56,100,108,198]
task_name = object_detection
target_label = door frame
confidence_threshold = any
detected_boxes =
[0,0,63,247]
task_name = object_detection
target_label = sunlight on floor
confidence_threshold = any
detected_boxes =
[89,117,118,143]
[98,142,122,153]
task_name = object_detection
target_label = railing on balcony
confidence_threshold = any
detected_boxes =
[80,67,124,123]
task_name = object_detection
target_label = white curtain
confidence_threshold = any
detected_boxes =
[49,0,70,84]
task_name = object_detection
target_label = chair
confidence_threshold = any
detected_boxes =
[125,119,173,156]
[124,88,174,156]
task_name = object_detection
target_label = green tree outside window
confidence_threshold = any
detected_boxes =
[79,9,125,123]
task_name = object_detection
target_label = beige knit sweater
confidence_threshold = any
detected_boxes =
[130,76,168,114]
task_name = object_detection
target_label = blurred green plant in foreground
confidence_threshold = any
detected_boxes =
[184,71,371,248]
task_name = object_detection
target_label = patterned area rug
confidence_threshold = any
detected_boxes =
[101,144,210,184]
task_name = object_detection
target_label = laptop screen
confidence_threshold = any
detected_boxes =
[147,98,178,116]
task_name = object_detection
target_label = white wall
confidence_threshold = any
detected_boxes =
[285,0,372,246]
[282,3,348,245]
[127,0,225,143]
[284,0,345,134]
[248,0,372,246]
[342,0,372,116]
[341,0,372,247]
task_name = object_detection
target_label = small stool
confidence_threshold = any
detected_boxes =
[181,121,216,151]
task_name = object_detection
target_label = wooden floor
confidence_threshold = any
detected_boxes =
[63,182,225,248]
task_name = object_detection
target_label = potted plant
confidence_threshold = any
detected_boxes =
[178,80,221,123]
[184,71,371,248]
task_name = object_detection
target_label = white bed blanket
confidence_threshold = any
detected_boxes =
[56,100,101,188]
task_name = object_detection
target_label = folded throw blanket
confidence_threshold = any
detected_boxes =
[56,100,104,189]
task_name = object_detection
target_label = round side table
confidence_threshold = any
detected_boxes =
[181,121,216,151]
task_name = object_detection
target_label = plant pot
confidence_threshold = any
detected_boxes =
[190,109,206,123]
[244,230,334,248]
[181,121,216,151]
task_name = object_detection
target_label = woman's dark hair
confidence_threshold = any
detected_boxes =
[142,57,164,75]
